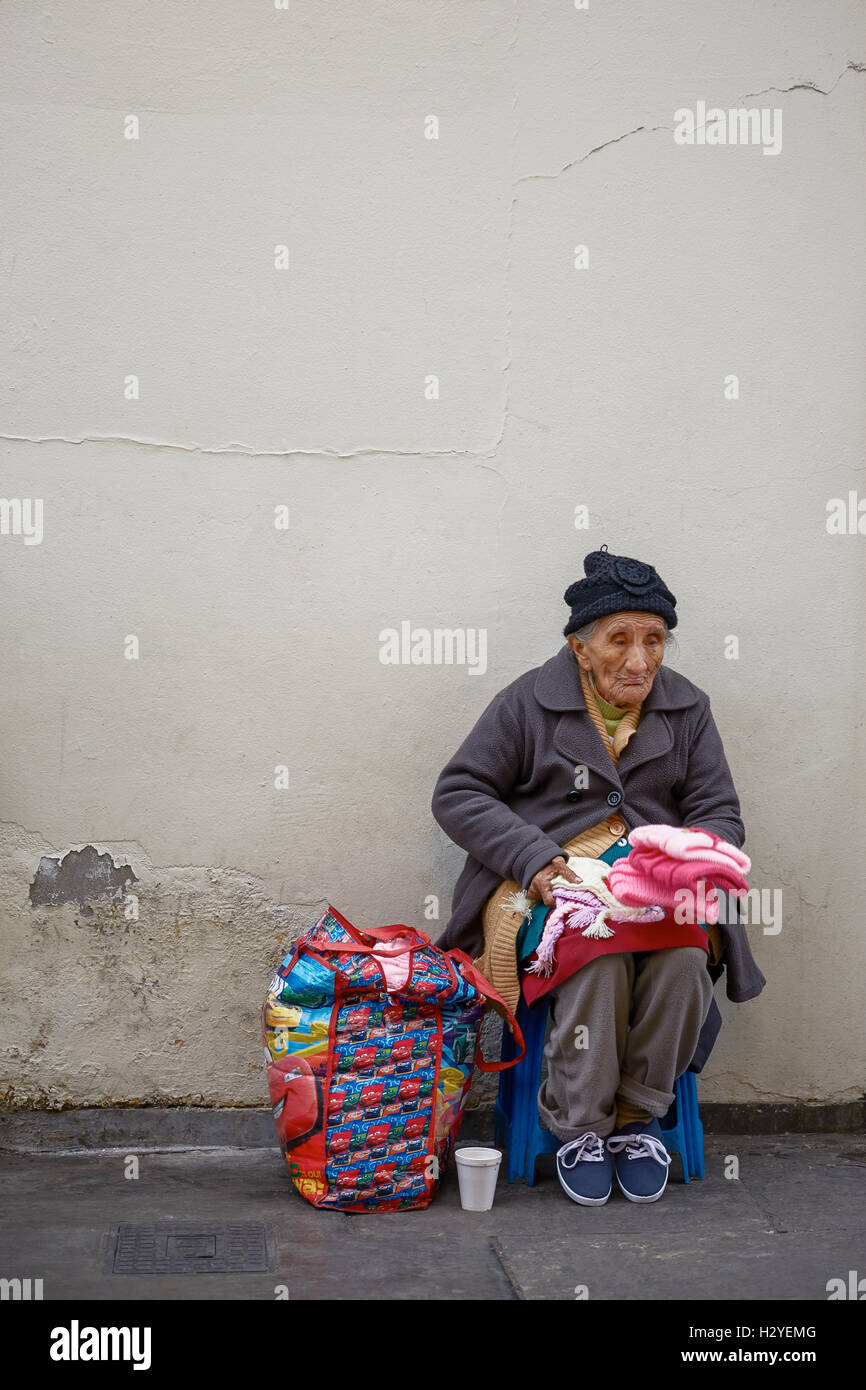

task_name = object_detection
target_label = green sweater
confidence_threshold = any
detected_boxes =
[592,686,629,739]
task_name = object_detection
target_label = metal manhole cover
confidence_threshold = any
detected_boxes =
[103,1222,275,1276]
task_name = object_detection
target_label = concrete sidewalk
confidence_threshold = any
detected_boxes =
[1,1121,863,1301]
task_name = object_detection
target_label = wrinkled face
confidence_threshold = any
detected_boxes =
[568,611,666,709]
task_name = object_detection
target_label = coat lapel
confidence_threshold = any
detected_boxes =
[613,707,673,775]
[552,708,622,789]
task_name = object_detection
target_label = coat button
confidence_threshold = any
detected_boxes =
[608,820,625,836]
[566,789,582,802]
[606,790,622,807]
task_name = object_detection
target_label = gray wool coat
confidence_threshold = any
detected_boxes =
[431,643,766,1071]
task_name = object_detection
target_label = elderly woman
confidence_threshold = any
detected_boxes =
[431,547,765,1205]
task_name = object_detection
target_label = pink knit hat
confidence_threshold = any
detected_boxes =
[607,825,750,925]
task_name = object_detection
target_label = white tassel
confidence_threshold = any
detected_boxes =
[502,889,534,922]
[580,915,616,940]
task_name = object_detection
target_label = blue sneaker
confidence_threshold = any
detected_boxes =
[606,1118,672,1202]
[556,1131,613,1205]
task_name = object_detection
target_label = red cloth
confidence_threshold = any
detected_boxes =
[521,910,709,1005]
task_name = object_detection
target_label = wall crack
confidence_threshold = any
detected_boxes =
[515,61,865,183]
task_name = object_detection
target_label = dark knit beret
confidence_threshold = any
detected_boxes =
[563,545,677,636]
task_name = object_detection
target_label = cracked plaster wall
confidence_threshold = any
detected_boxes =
[1,2,864,1110]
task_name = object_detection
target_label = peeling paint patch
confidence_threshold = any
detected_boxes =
[29,845,137,915]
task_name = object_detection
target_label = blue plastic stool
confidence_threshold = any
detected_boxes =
[494,993,705,1185]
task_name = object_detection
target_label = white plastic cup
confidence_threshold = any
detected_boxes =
[454,1146,503,1211]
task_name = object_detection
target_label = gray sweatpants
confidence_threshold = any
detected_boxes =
[537,947,714,1141]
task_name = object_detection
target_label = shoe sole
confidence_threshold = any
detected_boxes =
[615,1169,669,1203]
[556,1171,612,1206]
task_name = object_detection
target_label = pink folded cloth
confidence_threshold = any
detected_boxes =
[607,825,750,925]
[628,824,750,871]
[371,936,415,989]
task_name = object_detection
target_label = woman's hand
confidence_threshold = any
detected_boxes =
[527,856,581,908]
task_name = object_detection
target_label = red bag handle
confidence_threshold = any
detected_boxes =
[448,950,526,1072]
[311,920,429,958]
